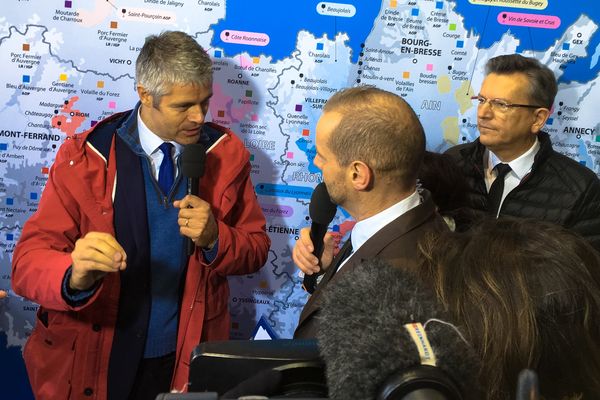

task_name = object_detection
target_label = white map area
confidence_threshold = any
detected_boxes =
[0,2,598,394]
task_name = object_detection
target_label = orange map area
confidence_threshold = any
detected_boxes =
[330,220,355,256]
[210,83,254,123]
[51,96,87,136]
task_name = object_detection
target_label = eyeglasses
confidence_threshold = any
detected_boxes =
[471,95,545,113]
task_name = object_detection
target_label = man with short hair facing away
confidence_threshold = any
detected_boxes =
[293,86,447,339]
[446,54,600,251]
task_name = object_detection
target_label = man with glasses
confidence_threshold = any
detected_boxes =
[446,54,600,251]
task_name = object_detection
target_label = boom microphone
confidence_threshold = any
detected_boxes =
[303,182,337,294]
[181,143,206,256]
[318,258,481,400]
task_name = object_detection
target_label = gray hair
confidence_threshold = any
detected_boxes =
[323,86,425,189]
[485,54,557,109]
[136,31,213,106]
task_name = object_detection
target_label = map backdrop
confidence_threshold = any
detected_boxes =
[1,0,598,397]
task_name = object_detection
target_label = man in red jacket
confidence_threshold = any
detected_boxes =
[12,31,270,400]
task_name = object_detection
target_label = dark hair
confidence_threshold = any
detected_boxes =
[418,218,600,399]
[323,86,425,189]
[418,151,469,214]
[485,54,557,109]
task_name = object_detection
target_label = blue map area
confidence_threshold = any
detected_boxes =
[579,141,593,167]
[295,138,320,174]
[210,0,381,63]
[0,333,33,398]
[450,0,599,83]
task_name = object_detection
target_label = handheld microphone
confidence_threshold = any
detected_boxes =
[318,258,481,400]
[516,369,539,400]
[303,182,337,294]
[181,143,206,256]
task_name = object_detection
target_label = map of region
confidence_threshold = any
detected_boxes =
[0,0,598,397]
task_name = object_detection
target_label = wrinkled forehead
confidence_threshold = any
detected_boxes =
[480,72,532,101]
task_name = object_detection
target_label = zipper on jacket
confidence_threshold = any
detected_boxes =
[143,155,172,209]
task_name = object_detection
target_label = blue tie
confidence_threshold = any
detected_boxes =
[158,142,175,195]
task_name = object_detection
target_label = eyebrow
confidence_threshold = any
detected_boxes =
[171,94,213,108]
[477,94,509,101]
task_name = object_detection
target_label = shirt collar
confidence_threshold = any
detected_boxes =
[487,137,540,180]
[351,190,421,253]
[137,107,183,157]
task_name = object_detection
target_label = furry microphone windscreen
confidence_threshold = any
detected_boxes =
[317,258,481,400]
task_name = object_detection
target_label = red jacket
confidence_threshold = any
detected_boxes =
[11,115,270,399]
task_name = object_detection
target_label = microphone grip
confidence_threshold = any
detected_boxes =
[302,223,328,294]
[187,235,195,256]
[516,369,539,400]
[186,177,200,256]
[303,275,318,294]
[310,223,328,260]
[187,177,199,197]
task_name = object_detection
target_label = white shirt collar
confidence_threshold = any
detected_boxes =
[351,190,421,253]
[487,137,540,180]
[137,107,183,157]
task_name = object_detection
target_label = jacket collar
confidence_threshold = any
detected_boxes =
[116,102,145,156]
[462,131,553,174]
[531,131,553,169]
[296,189,439,329]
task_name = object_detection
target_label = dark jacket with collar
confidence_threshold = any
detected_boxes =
[446,132,600,251]
[293,190,447,339]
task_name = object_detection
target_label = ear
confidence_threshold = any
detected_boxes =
[349,161,373,191]
[530,107,551,134]
[137,85,153,108]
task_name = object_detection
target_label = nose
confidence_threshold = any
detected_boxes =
[477,100,493,119]
[187,105,206,124]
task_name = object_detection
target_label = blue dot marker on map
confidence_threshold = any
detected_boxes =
[6,198,13,205]
[22,75,30,84]
[0,143,7,151]
[412,8,419,16]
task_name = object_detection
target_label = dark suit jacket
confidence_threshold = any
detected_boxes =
[446,132,600,250]
[293,190,447,339]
